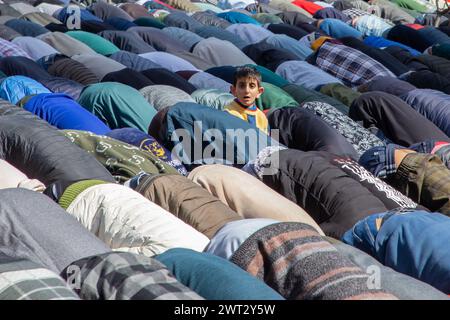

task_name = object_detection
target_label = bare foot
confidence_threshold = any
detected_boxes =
[394,149,416,168]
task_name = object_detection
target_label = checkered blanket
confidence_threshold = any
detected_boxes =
[61,252,204,300]
[0,257,79,300]
[315,41,395,87]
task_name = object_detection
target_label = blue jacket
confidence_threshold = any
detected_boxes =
[343,210,450,293]
[0,75,50,105]
[24,93,110,135]
[364,36,421,56]
[217,11,261,25]
[155,248,284,300]
[57,7,103,24]
[159,102,277,169]
[319,18,362,39]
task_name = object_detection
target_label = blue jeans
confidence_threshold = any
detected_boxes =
[342,212,387,256]
[358,146,387,178]
[358,144,404,178]
[342,208,415,257]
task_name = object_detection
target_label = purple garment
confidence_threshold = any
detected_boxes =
[313,7,350,22]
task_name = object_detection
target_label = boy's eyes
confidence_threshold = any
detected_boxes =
[238,83,257,89]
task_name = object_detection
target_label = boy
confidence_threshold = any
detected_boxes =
[224,66,269,134]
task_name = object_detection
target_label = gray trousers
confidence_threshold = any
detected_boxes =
[0,188,110,273]
[330,239,449,300]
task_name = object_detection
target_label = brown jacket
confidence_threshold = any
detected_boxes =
[135,174,242,238]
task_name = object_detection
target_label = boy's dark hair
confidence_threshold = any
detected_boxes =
[233,66,262,86]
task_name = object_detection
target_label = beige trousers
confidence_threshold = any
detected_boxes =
[188,164,324,235]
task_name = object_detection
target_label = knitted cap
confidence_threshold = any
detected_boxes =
[59,180,108,210]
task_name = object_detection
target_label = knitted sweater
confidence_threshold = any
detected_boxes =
[230,222,397,300]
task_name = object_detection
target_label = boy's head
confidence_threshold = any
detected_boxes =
[230,66,264,107]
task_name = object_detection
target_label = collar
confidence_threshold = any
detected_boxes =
[234,98,257,111]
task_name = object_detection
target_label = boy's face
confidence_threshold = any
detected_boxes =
[231,76,264,107]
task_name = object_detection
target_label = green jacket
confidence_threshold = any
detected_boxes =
[78,82,157,132]
[66,31,120,56]
[256,82,299,111]
[320,83,361,108]
[283,84,350,115]
[62,129,179,183]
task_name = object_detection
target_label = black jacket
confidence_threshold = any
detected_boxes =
[268,106,358,159]
[242,41,298,72]
[340,37,410,76]
[261,149,388,238]
[0,101,115,184]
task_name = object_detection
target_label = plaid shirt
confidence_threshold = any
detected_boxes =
[61,251,204,300]
[379,144,398,178]
[359,144,403,178]
[315,41,395,87]
[353,14,393,37]
[342,8,370,19]
[0,38,32,59]
[0,258,79,300]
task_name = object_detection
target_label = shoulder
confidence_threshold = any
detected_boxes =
[224,100,244,112]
